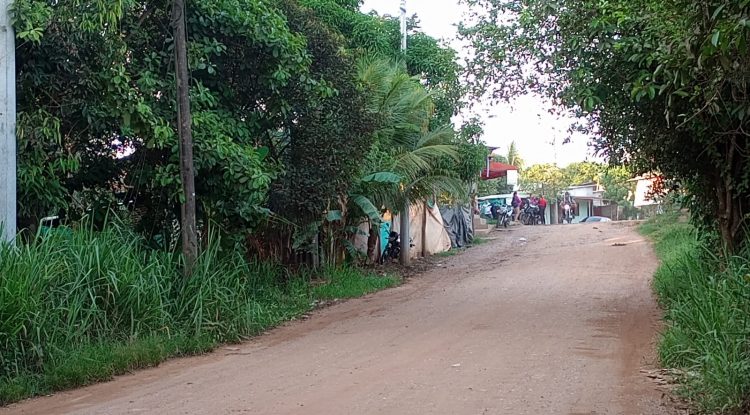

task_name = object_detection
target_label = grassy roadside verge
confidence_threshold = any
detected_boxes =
[640,214,750,413]
[433,236,489,258]
[0,228,400,405]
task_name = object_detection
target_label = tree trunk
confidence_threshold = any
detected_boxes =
[0,0,15,243]
[715,134,746,254]
[716,175,744,254]
[421,201,428,258]
[367,223,379,264]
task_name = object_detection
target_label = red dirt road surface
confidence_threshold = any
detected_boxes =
[2,223,677,415]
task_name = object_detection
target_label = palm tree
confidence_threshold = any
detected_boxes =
[345,58,464,262]
[506,141,524,169]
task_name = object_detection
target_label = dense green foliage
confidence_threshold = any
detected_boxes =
[641,215,750,412]
[10,0,482,262]
[460,0,750,251]
[0,227,398,403]
[299,0,463,126]
[1,0,485,403]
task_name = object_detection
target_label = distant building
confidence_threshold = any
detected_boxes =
[632,175,663,208]
[559,182,606,223]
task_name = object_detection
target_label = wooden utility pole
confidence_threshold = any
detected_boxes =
[399,0,411,266]
[172,0,198,274]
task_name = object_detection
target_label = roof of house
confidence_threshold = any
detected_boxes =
[480,161,519,180]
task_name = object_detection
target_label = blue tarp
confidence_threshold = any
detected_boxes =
[379,221,391,254]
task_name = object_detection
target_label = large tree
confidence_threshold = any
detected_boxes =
[521,164,566,198]
[13,0,312,240]
[460,0,750,250]
[351,58,466,262]
[300,0,464,125]
[12,0,481,264]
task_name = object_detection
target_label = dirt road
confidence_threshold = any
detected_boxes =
[3,223,676,415]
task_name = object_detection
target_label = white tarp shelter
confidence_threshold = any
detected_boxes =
[354,202,451,259]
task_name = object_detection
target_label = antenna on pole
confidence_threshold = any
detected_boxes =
[0,0,16,243]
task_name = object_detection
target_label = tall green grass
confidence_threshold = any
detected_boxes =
[313,267,399,300]
[0,226,398,404]
[641,215,750,413]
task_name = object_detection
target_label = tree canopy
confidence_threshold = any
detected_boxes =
[10,0,484,263]
[460,0,750,249]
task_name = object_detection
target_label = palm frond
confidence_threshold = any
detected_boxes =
[416,126,455,148]
[352,55,471,221]
[362,172,402,184]
[394,145,460,179]
[408,175,468,202]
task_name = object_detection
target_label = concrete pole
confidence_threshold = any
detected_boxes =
[0,0,16,243]
[400,200,410,265]
[400,0,407,51]
[399,0,411,266]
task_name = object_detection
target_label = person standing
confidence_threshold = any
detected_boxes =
[511,191,521,223]
[529,194,539,207]
[538,195,548,224]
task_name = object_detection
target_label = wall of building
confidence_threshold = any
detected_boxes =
[572,200,591,224]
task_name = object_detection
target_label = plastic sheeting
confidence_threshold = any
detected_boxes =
[392,203,452,259]
[352,203,451,259]
[439,205,474,248]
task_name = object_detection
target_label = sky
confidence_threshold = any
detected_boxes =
[361,0,598,167]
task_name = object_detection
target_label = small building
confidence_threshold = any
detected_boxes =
[632,175,663,208]
[559,182,606,223]
[629,174,665,218]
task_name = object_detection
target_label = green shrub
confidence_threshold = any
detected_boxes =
[642,216,750,412]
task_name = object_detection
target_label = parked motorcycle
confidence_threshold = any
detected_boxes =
[379,231,414,264]
[496,205,513,228]
[522,204,543,226]
[518,200,542,225]
[518,200,529,225]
